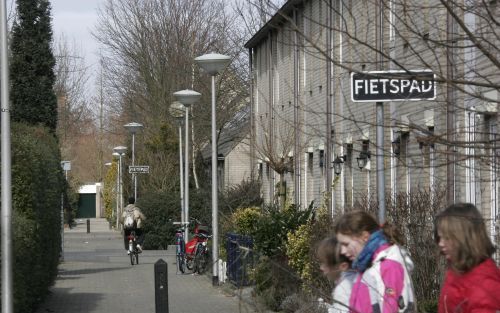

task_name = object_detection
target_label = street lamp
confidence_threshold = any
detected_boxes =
[112,153,120,228]
[60,161,71,261]
[173,89,201,242]
[332,156,344,176]
[195,52,231,286]
[113,146,127,229]
[357,150,371,170]
[124,122,143,200]
[169,101,185,228]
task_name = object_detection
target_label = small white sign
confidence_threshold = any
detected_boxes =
[61,161,71,171]
[129,165,150,174]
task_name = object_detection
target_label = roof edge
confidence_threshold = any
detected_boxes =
[244,0,303,49]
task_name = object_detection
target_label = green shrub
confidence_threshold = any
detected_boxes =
[9,123,64,313]
[231,206,262,235]
[253,256,301,311]
[103,161,118,225]
[137,191,180,249]
[253,203,314,257]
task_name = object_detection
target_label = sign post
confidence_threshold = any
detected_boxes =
[351,70,436,102]
[350,70,435,223]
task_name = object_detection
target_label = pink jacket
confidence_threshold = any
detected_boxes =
[349,244,415,313]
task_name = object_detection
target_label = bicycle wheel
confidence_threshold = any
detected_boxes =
[130,251,135,265]
[195,248,209,274]
[186,257,194,271]
[177,254,185,273]
[134,251,139,265]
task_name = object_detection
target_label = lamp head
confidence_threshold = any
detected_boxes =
[124,122,144,134]
[173,89,201,107]
[357,151,371,170]
[195,53,231,75]
[392,136,401,156]
[169,101,185,119]
[332,156,344,176]
[113,146,127,155]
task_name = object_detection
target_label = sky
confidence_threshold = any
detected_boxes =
[51,0,102,89]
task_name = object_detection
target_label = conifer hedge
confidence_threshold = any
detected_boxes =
[6,123,64,313]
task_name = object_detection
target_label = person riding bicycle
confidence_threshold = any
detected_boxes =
[119,197,146,254]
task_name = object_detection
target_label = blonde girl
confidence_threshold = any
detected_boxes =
[435,203,500,313]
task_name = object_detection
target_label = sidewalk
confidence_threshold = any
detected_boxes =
[36,218,256,313]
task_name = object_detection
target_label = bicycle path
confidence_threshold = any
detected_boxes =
[35,218,256,313]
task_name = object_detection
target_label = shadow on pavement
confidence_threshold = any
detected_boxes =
[36,288,103,313]
[58,267,126,277]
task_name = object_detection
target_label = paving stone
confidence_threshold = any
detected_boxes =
[35,218,256,313]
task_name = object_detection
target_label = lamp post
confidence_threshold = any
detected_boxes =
[173,89,201,242]
[60,161,71,261]
[195,52,231,286]
[169,101,185,227]
[112,152,120,228]
[113,146,127,229]
[124,122,143,200]
[1,0,13,310]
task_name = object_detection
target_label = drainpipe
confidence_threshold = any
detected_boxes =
[293,8,301,206]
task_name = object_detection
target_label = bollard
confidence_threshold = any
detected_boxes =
[86,219,90,233]
[154,259,169,313]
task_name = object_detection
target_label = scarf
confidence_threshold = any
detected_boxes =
[352,230,388,272]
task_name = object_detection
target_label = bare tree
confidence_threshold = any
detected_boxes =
[93,0,251,195]
[53,35,101,182]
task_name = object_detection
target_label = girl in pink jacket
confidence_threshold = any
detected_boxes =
[335,211,415,313]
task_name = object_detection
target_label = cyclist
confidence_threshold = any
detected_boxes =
[119,197,146,254]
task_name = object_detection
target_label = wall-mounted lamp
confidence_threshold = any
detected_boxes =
[332,156,345,176]
[357,151,371,170]
[392,136,401,156]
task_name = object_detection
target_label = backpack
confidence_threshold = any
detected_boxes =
[123,210,135,229]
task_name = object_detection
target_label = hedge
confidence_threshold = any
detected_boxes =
[1,123,64,313]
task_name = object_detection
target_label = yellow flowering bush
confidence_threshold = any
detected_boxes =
[231,206,262,235]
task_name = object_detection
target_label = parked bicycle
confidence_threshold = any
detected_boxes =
[128,230,140,265]
[173,218,211,274]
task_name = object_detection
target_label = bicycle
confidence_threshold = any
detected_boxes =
[193,232,211,274]
[127,230,140,265]
[173,218,211,274]
[174,223,187,273]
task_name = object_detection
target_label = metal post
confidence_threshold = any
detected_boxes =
[184,107,190,243]
[1,0,13,310]
[446,0,456,206]
[376,0,386,224]
[376,103,386,224]
[178,123,184,226]
[132,132,137,200]
[116,154,124,230]
[61,193,64,261]
[115,160,120,228]
[211,75,219,286]
[154,259,169,312]
[86,219,90,233]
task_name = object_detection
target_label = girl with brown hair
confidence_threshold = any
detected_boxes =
[435,203,500,313]
[334,210,415,313]
[316,236,357,313]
